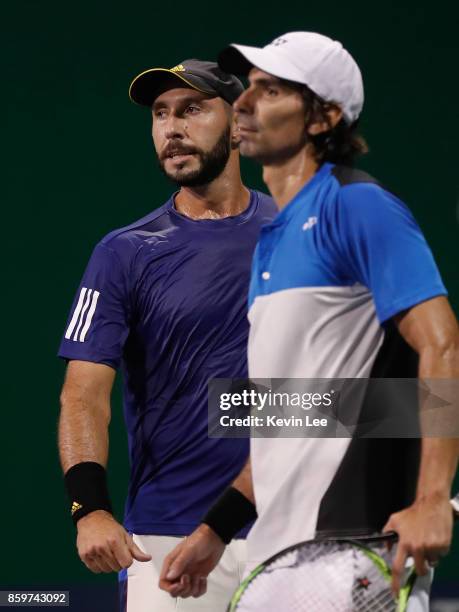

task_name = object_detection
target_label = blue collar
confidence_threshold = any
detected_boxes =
[269,162,333,227]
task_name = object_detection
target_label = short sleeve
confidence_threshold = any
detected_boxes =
[334,183,447,323]
[58,243,131,369]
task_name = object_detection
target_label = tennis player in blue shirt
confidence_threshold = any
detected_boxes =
[159,35,459,612]
[57,59,276,611]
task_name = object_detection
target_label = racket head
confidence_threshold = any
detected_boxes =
[228,533,413,612]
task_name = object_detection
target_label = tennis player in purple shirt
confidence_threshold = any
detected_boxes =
[57,59,276,611]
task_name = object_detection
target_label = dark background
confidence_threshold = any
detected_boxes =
[3,0,458,601]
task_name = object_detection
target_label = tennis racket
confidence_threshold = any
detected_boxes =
[229,495,459,612]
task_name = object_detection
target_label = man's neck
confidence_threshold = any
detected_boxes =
[174,157,250,220]
[262,147,319,209]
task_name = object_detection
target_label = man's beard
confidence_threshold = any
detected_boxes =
[158,127,232,187]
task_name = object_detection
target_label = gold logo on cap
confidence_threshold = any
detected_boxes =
[71,501,83,515]
[170,64,186,72]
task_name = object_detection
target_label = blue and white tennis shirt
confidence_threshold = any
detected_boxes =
[246,162,447,565]
[58,190,276,536]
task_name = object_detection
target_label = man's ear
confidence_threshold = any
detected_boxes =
[307,105,343,136]
[224,100,242,149]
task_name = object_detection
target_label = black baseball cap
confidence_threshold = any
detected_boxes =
[129,59,244,107]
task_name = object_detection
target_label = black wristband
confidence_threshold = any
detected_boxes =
[64,462,112,525]
[202,487,257,544]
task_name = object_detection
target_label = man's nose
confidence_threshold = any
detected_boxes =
[233,89,253,114]
[165,115,185,139]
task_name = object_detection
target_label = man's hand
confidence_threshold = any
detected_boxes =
[383,493,453,596]
[159,524,226,599]
[76,510,152,573]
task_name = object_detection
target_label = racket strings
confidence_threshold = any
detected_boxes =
[351,545,396,612]
[233,541,398,611]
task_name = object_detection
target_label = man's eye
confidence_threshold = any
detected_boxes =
[186,106,200,114]
[267,88,278,97]
[154,110,167,119]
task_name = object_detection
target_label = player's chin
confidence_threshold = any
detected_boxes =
[164,164,201,183]
[239,141,271,164]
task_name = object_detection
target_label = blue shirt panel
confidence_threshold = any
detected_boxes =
[249,163,446,323]
[58,190,277,535]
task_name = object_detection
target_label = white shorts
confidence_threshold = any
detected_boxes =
[119,534,247,612]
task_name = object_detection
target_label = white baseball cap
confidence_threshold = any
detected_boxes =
[218,32,364,124]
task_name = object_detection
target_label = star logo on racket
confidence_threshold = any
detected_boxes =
[356,577,371,590]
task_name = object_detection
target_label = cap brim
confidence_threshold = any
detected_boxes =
[218,44,305,84]
[129,68,214,107]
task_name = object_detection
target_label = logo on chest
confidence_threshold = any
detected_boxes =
[302,216,318,231]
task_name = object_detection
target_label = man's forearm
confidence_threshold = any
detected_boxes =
[58,389,110,473]
[416,438,459,501]
[58,361,115,474]
[416,338,459,499]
